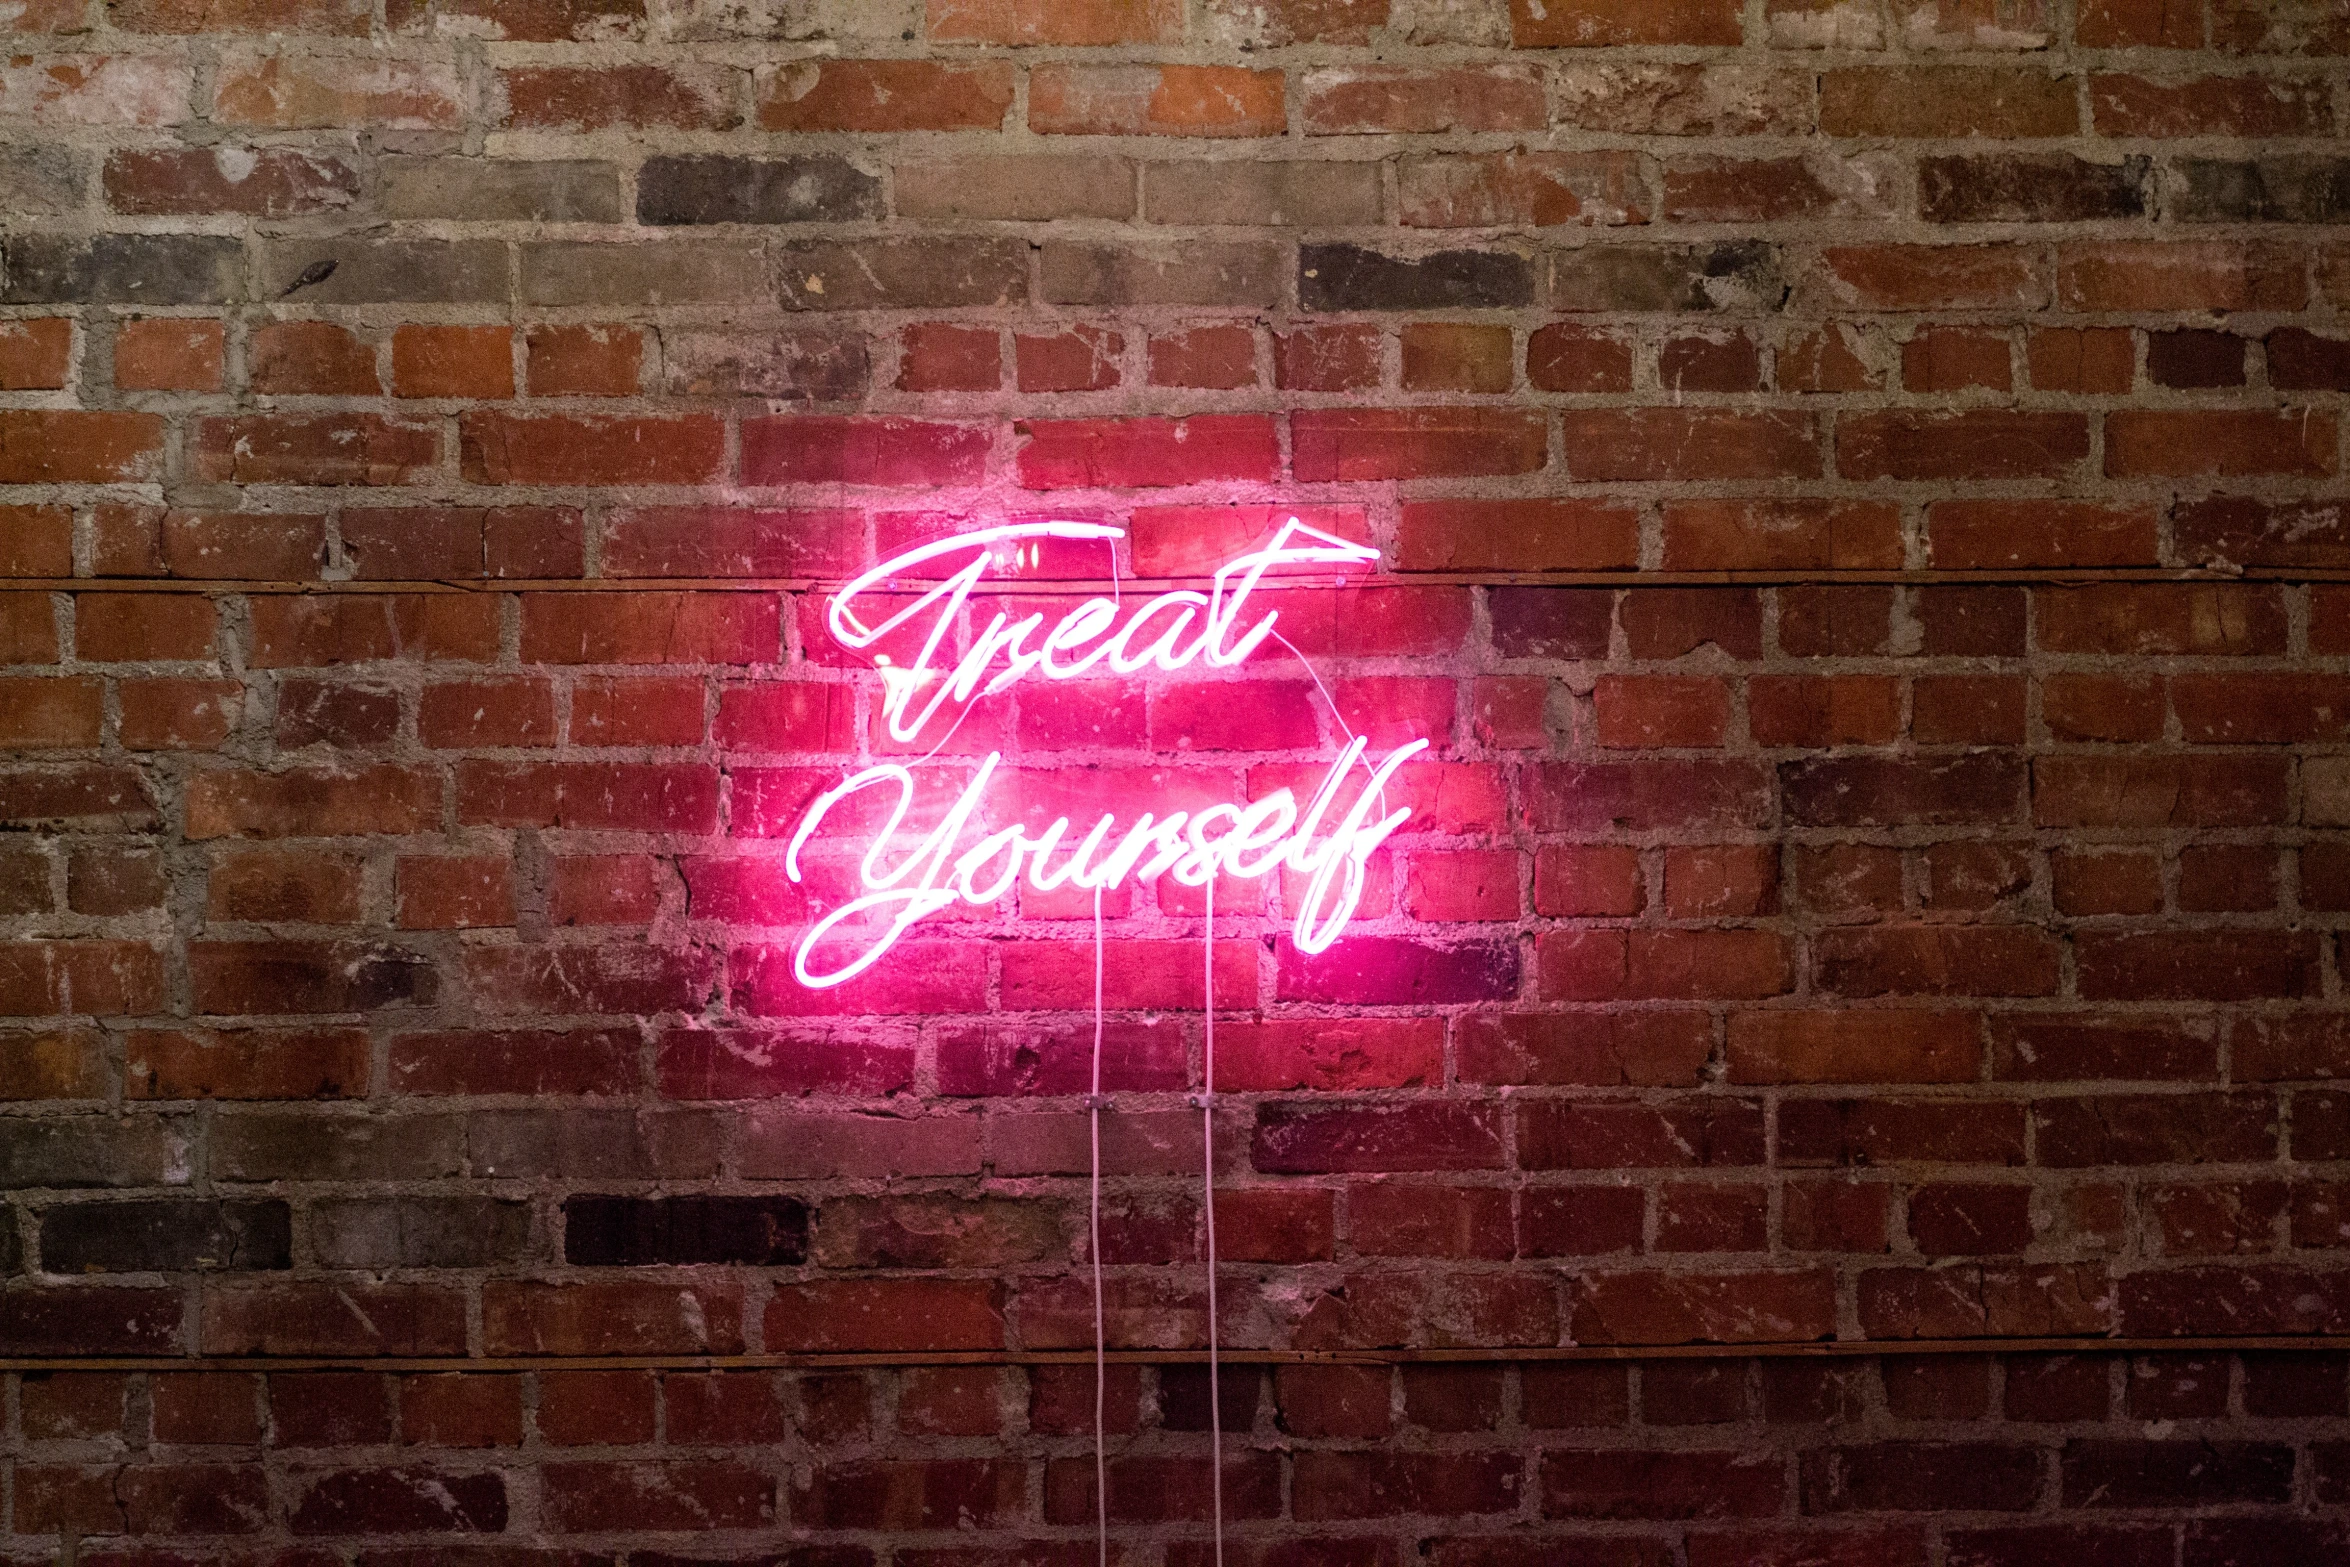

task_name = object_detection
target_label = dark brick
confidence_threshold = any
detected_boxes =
[2150,330,2248,389]
[310,1197,532,1269]
[39,1199,290,1273]
[1782,755,2025,828]
[1275,937,1521,1006]
[2185,1519,2350,1567]
[1490,589,1615,660]
[380,155,624,222]
[259,239,506,304]
[1802,1442,2042,1513]
[0,146,86,215]
[563,1194,810,1266]
[1300,244,1535,311]
[1921,156,2150,223]
[1161,1365,1264,1432]
[781,239,1029,311]
[638,155,881,225]
[2267,327,2350,391]
[2,234,243,306]
[2061,1440,2294,1508]
[290,1467,509,1535]
[2173,158,2350,223]
[0,1120,182,1189]
[1550,242,1787,313]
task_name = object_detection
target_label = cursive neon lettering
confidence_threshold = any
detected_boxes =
[786,519,1420,988]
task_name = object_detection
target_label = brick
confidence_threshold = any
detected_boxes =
[543,1461,771,1532]
[185,765,437,839]
[1815,926,2060,998]
[213,52,460,128]
[745,415,988,484]
[396,854,515,928]
[527,324,641,395]
[106,145,356,216]
[462,412,722,485]
[2036,756,2286,828]
[1839,411,2089,480]
[126,1026,368,1100]
[2029,326,2135,392]
[3,232,242,306]
[40,1198,289,1272]
[201,1280,465,1355]
[1396,502,1636,577]
[1019,414,1276,488]
[0,508,70,578]
[502,63,733,128]
[1403,150,1649,228]
[2036,584,2285,654]
[2107,410,2334,477]
[638,154,880,224]
[1804,1443,2042,1513]
[378,155,622,221]
[1041,240,1285,308]
[1823,68,2075,137]
[1923,155,2149,223]
[484,1280,745,1355]
[2094,72,2330,137]
[2057,240,2306,312]
[1528,323,1635,391]
[1015,325,1121,393]
[391,324,514,399]
[1784,755,2024,828]
[1301,243,1536,311]
[1540,1447,1786,1522]
[1303,64,1547,134]
[1149,324,1256,389]
[0,1030,105,1099]
[1730,1011,1982,1084]
[1779,584,1890,656]
[927,0,1183,45]
[898,323,1000,391]
[1667,155,1897,223]
[0,409,162,483]
[1032,64,1282,137]
[193,414,435,486]
[111,317,220,392]
[1296,409,1547,481]
[1566,410,1819,481]
[664,329,867,399]
[1511,0,1742,46]
[388,0,645,40]
[897,156,1133,222]
[2077,932,2320,1001]
[0,318,70,388]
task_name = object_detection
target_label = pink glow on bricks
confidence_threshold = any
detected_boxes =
[784,519,1427,988]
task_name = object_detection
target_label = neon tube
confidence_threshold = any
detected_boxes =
[786,519,1418,989]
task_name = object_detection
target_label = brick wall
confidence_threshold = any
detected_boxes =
[6,0,2350,1558]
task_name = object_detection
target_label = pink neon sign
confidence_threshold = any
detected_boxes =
[784,520,1427,988]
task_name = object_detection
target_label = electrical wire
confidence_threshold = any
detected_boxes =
[1202,866,1223,1567]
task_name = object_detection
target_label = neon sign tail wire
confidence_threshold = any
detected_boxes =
[1089,883,1107,1567]
[1203,867,1224,1567]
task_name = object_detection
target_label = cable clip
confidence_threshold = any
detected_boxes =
[1081,1094,1114,1111]
[1185,1093,1216,1109]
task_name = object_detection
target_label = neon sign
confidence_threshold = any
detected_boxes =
[783,519,1428,988]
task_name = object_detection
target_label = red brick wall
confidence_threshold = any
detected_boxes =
[6,0,2350,1558]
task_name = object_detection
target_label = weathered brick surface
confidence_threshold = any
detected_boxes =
[5,0,2350,1555]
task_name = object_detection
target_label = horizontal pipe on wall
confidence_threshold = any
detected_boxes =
[6,1338,2350,1374]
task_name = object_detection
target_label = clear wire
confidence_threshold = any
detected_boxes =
[1203,868,1223,1567]
[1090,882,1107,1567]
